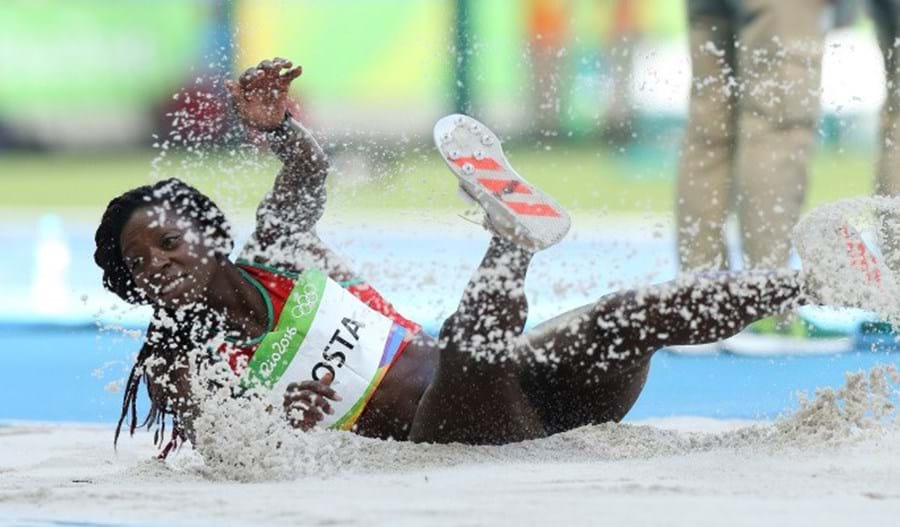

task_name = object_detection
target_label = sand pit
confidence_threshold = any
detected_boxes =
[1,420,898,526]
[2,367,898,527]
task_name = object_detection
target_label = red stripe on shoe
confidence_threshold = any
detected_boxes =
[840,226,882,284]
[452,156,503,171]
[477,178,533,195]
[505,201,561,217]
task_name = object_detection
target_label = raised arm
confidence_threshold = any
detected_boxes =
[263,115,328,234]
[226,58,355,281]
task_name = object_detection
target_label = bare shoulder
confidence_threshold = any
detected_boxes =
[237,229,358,283]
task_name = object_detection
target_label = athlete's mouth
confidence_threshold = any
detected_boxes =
[160,274,188,295]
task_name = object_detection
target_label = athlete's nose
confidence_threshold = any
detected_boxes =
[145,246,172,275]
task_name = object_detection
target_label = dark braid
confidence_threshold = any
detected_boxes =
[114,313,212,452]
[96,178,232,450]
[114,338,162,448]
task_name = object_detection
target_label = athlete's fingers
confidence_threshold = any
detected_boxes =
[285,403,306,421]
[288,379,342,401]
[279,65,302,85]
[284,396,326,429]
[303,407,324,426]
[323,384,342,401]
[242,68,267,93]
[315,383,341,401]
[284,383,302,398]
[283,388,311,409]
[287,381,319,393]
[284,404,303,424]
[283,389,313,406]
[312,394,334,415]
[287,407,322,431]
[274,59,295,77]
[261,59,286,85]
[284,383,342,404]
[320,372,334,386]
[239,67,258,88]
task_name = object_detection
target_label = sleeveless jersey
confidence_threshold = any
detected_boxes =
[219,262,420,430]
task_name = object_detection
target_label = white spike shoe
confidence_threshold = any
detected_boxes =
[799,218,898,308]
[433,114,571,251]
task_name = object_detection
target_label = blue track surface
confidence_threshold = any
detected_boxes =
[3,220,899,425]
[2,324,897,424]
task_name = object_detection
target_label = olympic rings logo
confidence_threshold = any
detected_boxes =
[289,282,319,318]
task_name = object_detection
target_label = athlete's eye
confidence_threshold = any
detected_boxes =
[161,233,181,250]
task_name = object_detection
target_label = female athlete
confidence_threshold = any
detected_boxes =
[96,58,812,450]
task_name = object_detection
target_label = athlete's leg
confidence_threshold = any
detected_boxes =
[519,270,809,433]
[409,236,546,444]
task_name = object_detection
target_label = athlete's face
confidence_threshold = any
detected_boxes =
[119,205,223,306]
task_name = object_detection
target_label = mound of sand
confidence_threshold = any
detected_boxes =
[2,368,897,526]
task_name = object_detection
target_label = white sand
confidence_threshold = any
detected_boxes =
[2,366,896,527]
[2,414,898,526]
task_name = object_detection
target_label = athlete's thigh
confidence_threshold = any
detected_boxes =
[520,290,656,374]
[517,300,653,434]
[519,345,651,435]
[408,315,545,445]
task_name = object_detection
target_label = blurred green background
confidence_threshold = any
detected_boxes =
[0,0,882,221]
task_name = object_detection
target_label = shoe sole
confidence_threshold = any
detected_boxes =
[801,218,898,308]
[839,224,888,286]
[433,114,571,251]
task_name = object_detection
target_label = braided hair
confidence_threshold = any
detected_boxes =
[94,178,233,449]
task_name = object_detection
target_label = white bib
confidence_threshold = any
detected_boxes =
[242,269,408,429]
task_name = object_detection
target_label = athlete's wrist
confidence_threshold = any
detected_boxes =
[262,111,293,137]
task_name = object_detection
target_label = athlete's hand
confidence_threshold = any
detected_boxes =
[282,373,342,431]
[225,57,302,131]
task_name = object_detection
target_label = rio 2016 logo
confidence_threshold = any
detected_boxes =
[289,281,319,318]
[259,326,298,378]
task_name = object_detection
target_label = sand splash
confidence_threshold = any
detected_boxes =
[794,196,900,326]
[180,364,898,482]
[173,197,900,482]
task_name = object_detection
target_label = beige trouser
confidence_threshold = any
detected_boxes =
[677,0,829,271]
[871,0,900,269]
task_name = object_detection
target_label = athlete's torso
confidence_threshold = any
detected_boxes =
[219,262,428,432]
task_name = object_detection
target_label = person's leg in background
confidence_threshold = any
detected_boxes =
[734,0,829,270]
[602,0,641,142]
[871,0,900,270]
[526,0,572,138]
[676,0,739,272]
